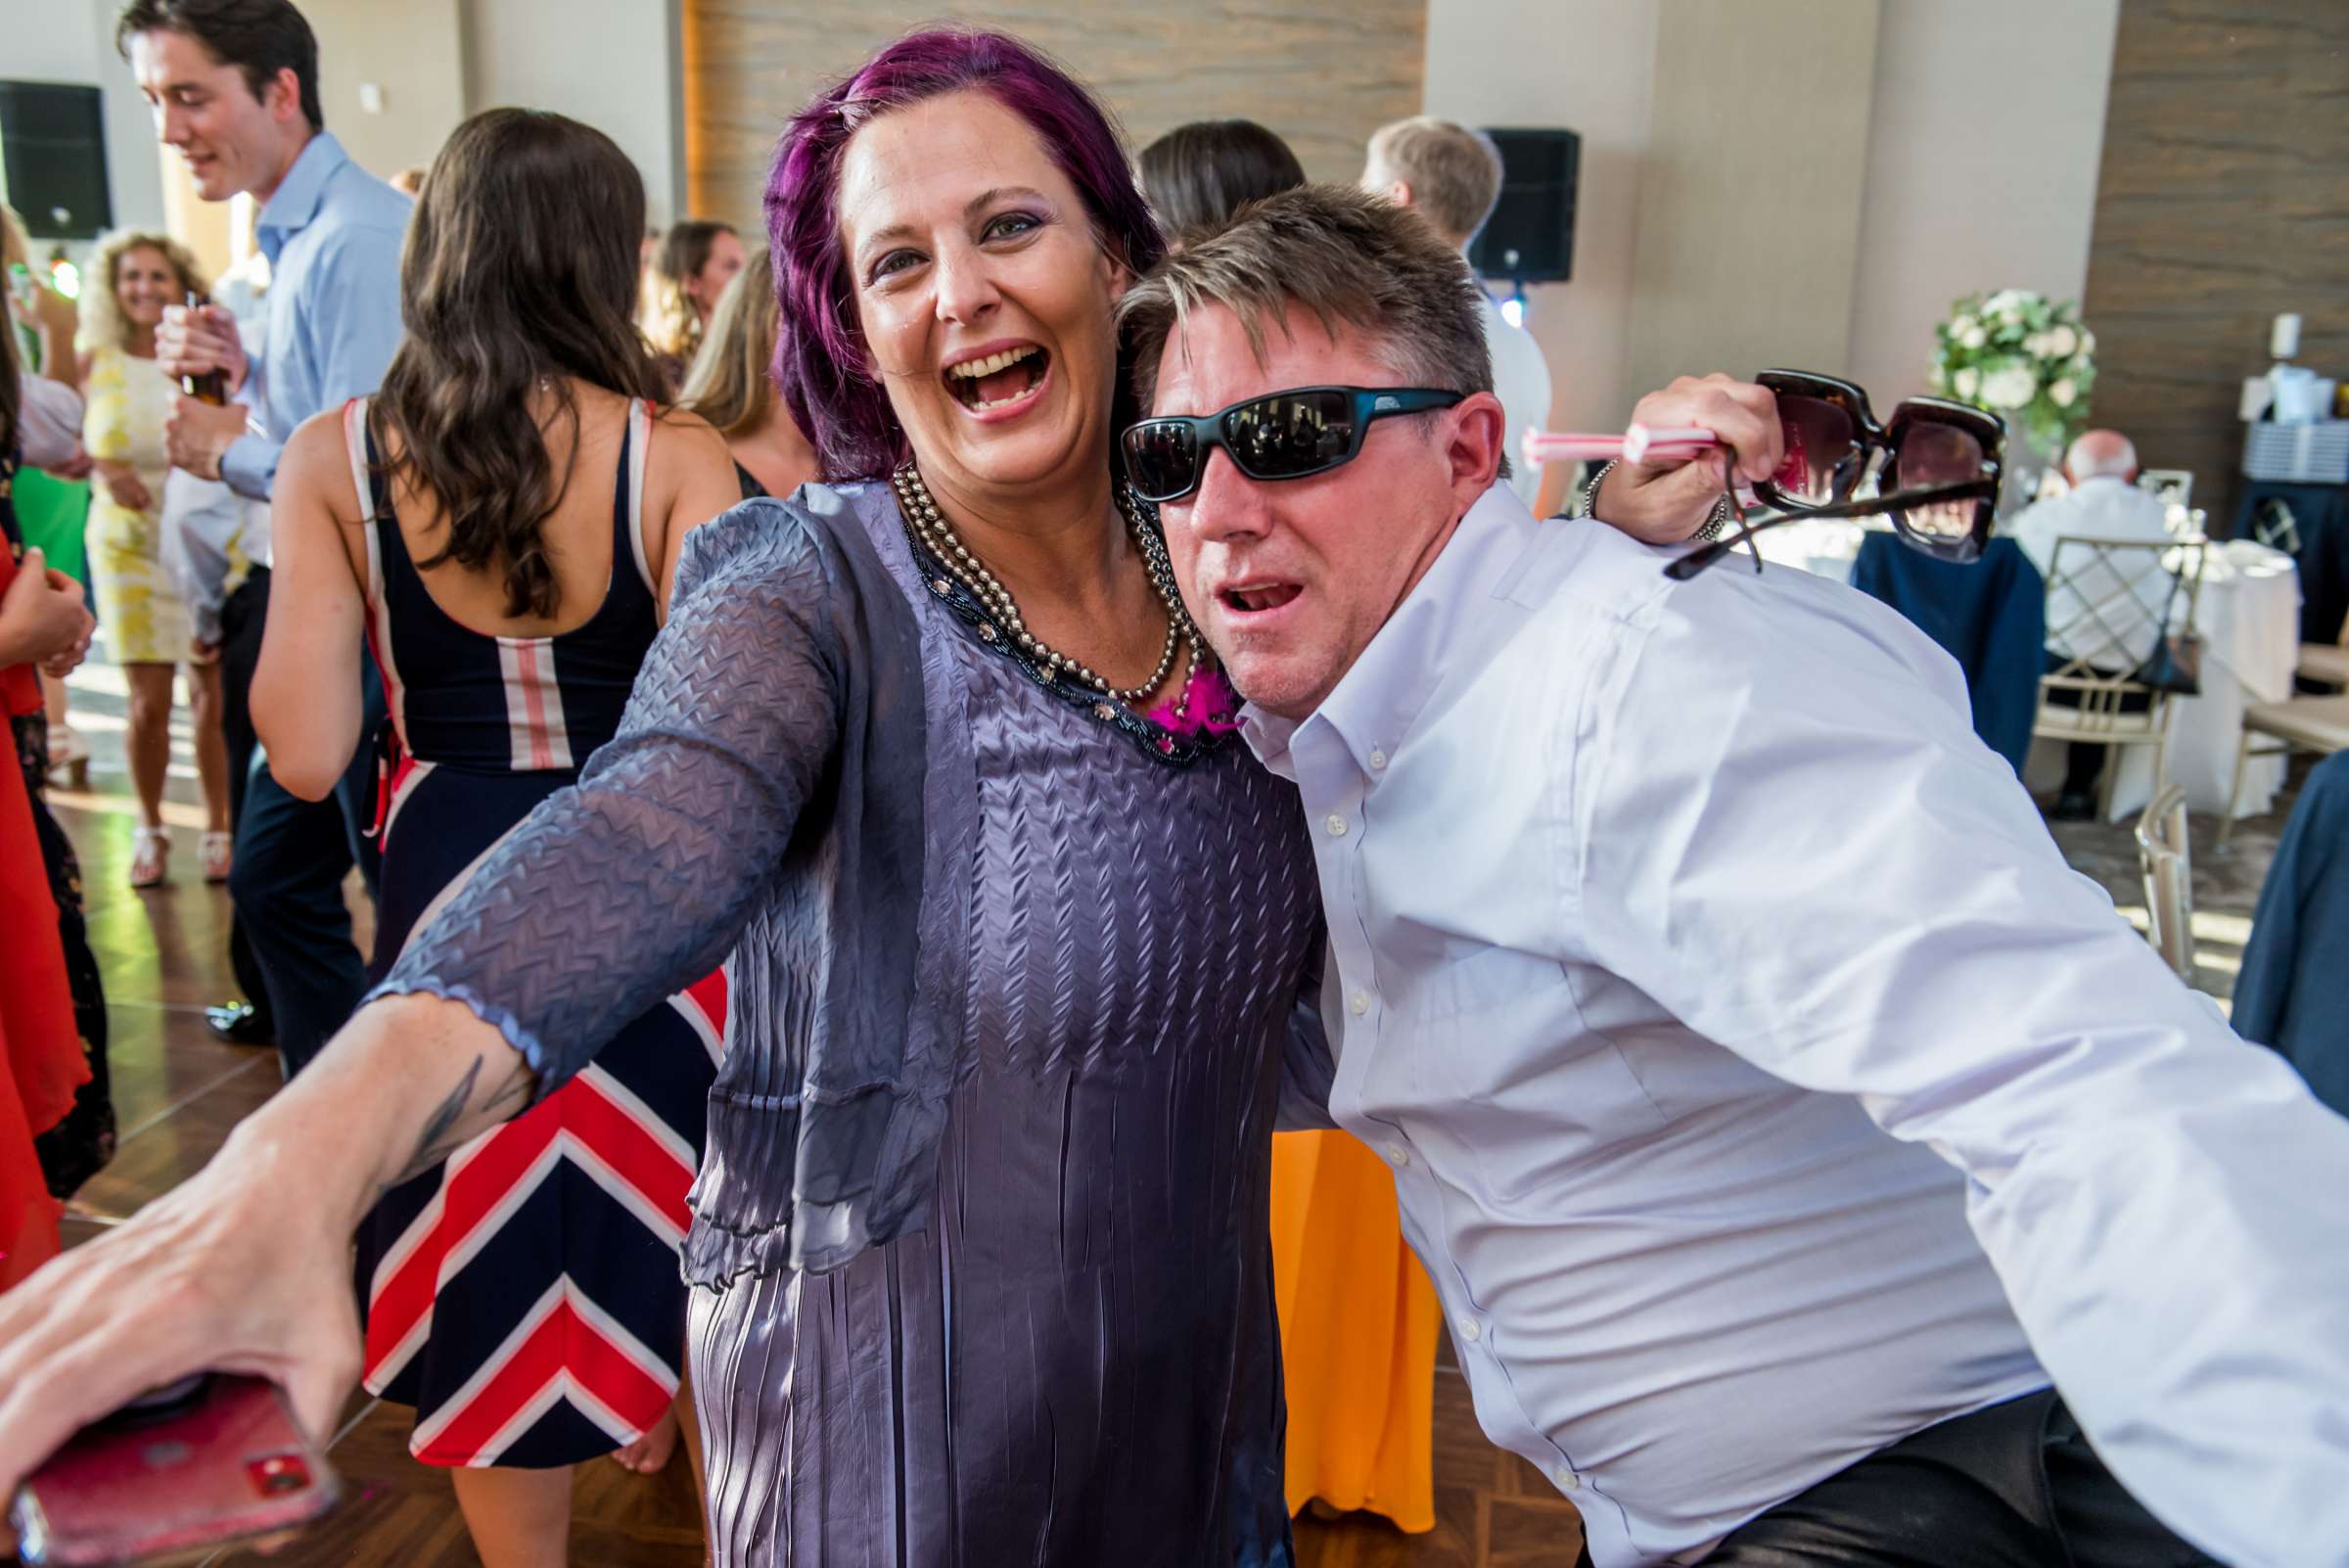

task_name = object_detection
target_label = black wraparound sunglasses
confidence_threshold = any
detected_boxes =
[1123,386,1465,503]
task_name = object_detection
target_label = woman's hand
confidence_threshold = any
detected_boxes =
[96,459,152,514]
[1589,374,1786,544]
[0,548,95,670]
[0,1116,364,1495]
[0,992,537,1495]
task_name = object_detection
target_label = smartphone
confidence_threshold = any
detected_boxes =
[9,1374,341,1567]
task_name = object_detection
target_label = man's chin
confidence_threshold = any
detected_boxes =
[1213,645,1327,722]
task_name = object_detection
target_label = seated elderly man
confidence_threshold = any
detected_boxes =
[1127,187,2349,1568]
[2008,429,2178,817]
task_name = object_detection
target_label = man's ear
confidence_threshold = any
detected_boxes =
[1387,180,1412,209]
[1444,391,1506,498]
[266,67,303,127]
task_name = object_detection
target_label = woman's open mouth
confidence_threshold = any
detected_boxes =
[944,343,1051,416]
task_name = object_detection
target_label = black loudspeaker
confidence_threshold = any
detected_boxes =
[1468,127,1578,284]
[0,82,114,241]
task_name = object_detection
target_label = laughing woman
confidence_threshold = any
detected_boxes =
[0,29,1694,1568]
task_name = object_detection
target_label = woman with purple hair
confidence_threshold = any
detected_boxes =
[0,27,1313,1565]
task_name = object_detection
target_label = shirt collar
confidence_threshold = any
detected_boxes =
[1241,481,1537,780]
[254,133,349,261]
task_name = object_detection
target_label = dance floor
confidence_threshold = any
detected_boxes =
[42,654,2296,1566]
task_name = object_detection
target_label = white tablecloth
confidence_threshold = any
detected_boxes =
[2026,541,2303,821]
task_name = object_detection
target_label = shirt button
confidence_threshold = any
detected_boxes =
[1324,812,1349,837]
[1368,749,1388,770]
[1553,1464,1582,1492]
[1348,992,1369,1017]
[1455,1316,1483,1343]
[1385,1143,1410,1168]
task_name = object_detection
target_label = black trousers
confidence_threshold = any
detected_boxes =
[221,566,385,1077]
[215,570,273,1026]
[1600,1389,2217,1567]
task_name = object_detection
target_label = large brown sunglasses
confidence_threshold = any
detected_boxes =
[1669,370,2006,580]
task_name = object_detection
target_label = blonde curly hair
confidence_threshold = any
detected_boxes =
[77,229,207,352]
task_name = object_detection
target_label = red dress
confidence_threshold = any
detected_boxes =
[0,449,89,1290]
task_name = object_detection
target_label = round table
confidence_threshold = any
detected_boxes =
[2089,540,2302,821]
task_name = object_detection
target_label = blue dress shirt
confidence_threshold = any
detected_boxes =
[1245,483,2349,1568]
[220,132,409,504]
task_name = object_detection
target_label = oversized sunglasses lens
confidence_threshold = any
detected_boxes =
[1772,394,1860,507]
[1221,391,1357,480]
[1895,420,1989,548]
[1124,420,1201,500]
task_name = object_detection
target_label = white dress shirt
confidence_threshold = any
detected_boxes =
[2007,475,2177,669]
[1478,292,1552,510]
[1245,483,2349,1568]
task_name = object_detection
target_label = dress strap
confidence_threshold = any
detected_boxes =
[622,397,656,596]
[343,397,380,603]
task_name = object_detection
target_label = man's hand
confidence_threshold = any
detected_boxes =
[166,395,253,483]
[1591,374,1787,545]
[156,302,248,395]
[189,635,221,666]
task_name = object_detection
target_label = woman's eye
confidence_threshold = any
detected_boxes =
[870,250,922,282]
[984,212,1040,242]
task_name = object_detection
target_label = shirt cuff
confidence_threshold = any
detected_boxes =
[220,434,280,502]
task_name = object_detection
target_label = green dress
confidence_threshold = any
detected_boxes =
[8,283,89,584]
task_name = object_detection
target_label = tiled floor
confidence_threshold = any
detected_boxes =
[35,656,2302,1566]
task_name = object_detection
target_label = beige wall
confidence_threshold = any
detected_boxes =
[460,0,685,226]
[1428,0,2118,440]
[1422,0,1659,438]
[306,0,468,185]
[1845,0,2119,405]
[1625,0,1880,407]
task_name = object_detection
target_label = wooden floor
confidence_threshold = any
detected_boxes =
[35,657,2301,1566]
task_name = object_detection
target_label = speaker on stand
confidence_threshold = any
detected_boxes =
[0,81,115,241]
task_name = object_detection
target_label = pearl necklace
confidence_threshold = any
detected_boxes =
[891,461,1204,707]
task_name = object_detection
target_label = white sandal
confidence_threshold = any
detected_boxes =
[130,826,170,889]
[200,829,234,884]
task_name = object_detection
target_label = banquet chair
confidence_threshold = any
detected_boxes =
[2219,694,2349,851]
[2033,536,2207,822]
[2134,784,2194,984]
[2298,618,2349,692]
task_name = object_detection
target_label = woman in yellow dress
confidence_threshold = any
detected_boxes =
[77,231,232,888]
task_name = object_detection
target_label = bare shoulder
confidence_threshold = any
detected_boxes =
[649,404,732,462]
[280,409,368,525]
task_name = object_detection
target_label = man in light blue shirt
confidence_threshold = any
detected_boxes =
[1130,188,2349,1568]
[124,0,407,1073]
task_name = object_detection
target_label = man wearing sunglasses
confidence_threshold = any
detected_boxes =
[1125,186,2349,1568]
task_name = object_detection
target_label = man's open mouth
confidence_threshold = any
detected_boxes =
[1221,582,1303,614]
[945,344,1050,412]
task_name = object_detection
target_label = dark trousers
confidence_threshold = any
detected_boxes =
[222,566,386,1078]
[215,571,273,1026]
[2042,653,2154,798]
[1624,1389,2216,1567]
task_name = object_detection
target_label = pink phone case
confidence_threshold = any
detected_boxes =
[9,1374,342,1567]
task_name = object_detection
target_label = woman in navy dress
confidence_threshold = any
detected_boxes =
[249,111,740,1568]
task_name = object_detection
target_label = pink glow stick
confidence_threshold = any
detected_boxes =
[1521,428,1716,470]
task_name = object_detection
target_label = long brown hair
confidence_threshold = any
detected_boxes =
[370,109,668,618]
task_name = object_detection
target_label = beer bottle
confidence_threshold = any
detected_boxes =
[181,292,230,404]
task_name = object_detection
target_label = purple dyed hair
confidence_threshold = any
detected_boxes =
[766,26,1167,481]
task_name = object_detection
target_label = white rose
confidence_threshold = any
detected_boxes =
[1954,366,1981,400]
[2080,328,2096,355]
[1960,324,1987,349]
[2050,378,2077,408]
[2000,304,2024,328]
[1980,365,2038,408]
[1984,290,2019,313]
[2048,325,2078,357]
[1949,313,1977,340]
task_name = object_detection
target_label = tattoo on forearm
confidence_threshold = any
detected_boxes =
[383,1055,535,1191]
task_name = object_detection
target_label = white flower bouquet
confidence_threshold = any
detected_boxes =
[1926,289,2096,454]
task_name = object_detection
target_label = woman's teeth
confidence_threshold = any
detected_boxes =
[951,346,1037,380]
[948,346,1046,410]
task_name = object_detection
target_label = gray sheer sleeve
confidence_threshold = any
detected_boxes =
[1275,932,1339,1131]
[369,500,845,1099]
